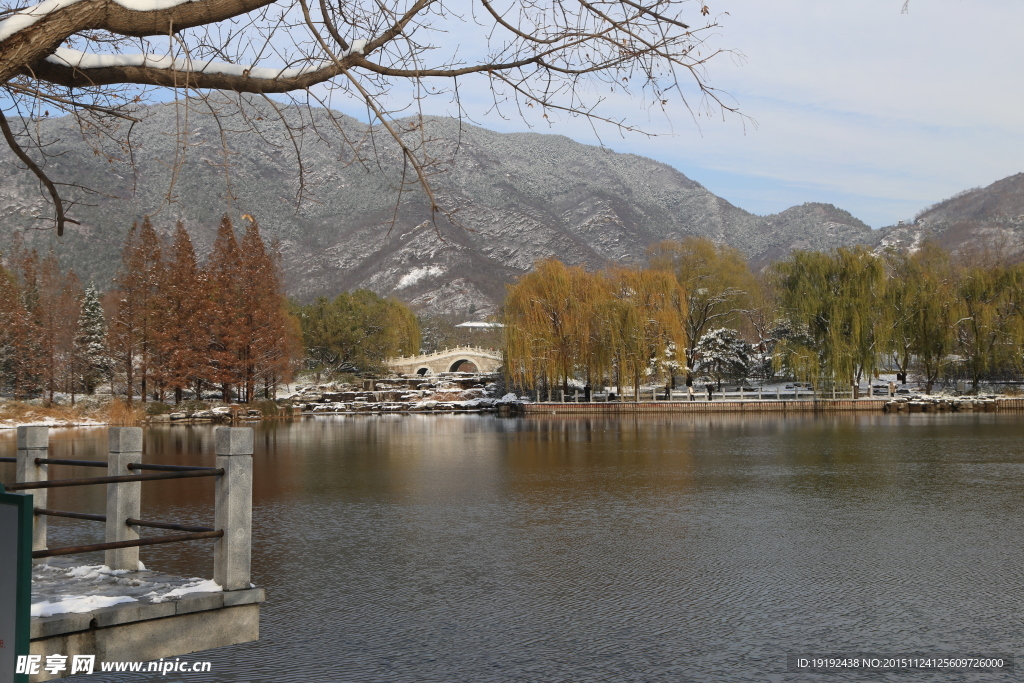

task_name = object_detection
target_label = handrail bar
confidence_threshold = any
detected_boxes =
[0,456,16,463]
[32,530,224,559]
[128,463,221,472]
[3,468,224,491]
[13,424,253,587]
[34,508,106,522]
[35,458,107,468]
[126,518,215,533]
[34,509,215,533]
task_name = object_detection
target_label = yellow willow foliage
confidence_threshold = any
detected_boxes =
[954,257,1024,389]
[772,246,887,387]
[598,268,687,395]
[503,260,686,390]
[503,260,597,388]
[883,242,957,393]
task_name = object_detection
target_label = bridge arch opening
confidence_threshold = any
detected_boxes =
[416,367,430,376]
[449,359,479,373]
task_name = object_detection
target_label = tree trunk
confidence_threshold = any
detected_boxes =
[125,360,134,405]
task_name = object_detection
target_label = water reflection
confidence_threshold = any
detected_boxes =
[1,413,1021,682]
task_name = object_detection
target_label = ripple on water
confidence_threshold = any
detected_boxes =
[2,413,1019,682]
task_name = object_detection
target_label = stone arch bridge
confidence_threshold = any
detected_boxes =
[387,346,503,375]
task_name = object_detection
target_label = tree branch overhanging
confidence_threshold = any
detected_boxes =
[0,107,79,234]
[0,0,741,235]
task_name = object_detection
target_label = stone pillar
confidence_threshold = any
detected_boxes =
[215,427,253,591]
[106,427,143,571]
[16,426,49,552]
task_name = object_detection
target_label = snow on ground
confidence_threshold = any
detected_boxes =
[398,266,445,289]
[0,415,105,430]
[32,595,137,618]
[149,579,223,603]
[32,561,223,616]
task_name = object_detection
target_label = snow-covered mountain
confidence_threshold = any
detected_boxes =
[2,101,879,316]
[876,174,1024,257]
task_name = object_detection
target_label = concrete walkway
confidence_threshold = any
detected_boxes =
[29,559,263,681]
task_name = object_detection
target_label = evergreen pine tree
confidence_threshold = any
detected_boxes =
[76,284,110,395]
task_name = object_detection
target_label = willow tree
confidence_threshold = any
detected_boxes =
[648,237,755,386]
[503,259,597,392]
[883,243,956,393]
[504,260,686,396]
[741,271,780,379]
[598,267,686,397]
[772,246,887,388]
[0,0,736,236]
[954,257,1024,391]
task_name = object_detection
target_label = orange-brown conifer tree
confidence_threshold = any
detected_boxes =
[205,215,245,402]
[0,260,34,398]
[110,220,163,403]
[157,222,209,404]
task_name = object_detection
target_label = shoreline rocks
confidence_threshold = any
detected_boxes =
[883,395,1002,413]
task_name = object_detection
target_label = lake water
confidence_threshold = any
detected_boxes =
[2,413,1022,682]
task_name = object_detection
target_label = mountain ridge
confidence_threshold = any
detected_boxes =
[876,173,1024,256]
[1,101,1012,316]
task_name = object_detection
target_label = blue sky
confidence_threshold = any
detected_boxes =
[7,0,1018,229]
[330,0,1024,229]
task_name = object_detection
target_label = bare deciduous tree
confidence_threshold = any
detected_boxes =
[1,0,737,235]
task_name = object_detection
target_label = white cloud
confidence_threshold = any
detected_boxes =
[349,0,1024,228]
[78,0,1019,229]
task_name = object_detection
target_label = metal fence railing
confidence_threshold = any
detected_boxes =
[532,385,902,403]
[0,425,253,590]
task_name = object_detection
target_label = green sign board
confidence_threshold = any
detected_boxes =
[0,484,31,683]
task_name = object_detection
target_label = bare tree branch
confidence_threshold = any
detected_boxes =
[0,107,79,234]
[0,0,741,235]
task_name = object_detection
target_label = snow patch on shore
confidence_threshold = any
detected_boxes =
[32,595,136,618]
[148,579,222,603]
[0,415,104,430]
